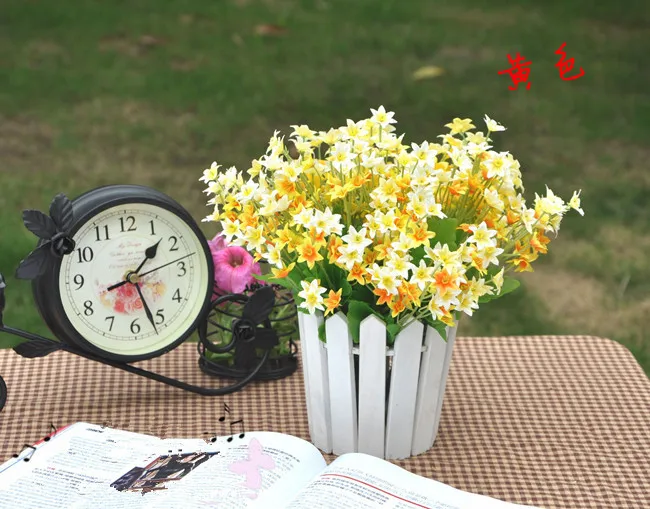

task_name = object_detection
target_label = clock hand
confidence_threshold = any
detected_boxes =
[106,279,128,292]
[135,282,158,335]
[135,238,162,274]
[138,252,196,278]
[106,239,162,292]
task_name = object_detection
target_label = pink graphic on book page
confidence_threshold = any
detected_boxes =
[229,438,276,499]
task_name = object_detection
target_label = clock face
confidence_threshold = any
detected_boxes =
[57,202,211,358]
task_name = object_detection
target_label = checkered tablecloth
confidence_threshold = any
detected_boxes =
[1,336,648,508]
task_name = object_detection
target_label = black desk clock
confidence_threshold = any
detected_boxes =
[0,185,285,411]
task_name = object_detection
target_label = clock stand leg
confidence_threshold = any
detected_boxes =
[0,375,6,412]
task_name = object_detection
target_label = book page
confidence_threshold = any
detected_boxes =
[0,422,167,509]
[285,453,539,509]
[143,431,327,509]
[69,437,223,508]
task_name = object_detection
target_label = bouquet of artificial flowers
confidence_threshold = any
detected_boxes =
[201,107,583,342]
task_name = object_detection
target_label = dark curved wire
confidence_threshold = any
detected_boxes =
[0,375,6,412]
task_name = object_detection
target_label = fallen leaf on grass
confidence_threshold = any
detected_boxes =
[138,35,165,48]
[254,24,287,36]
[412,65,445,80]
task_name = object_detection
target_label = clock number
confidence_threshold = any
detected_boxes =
[94,225,110,241]
[105,316,115,331]
[83,300,94,316]
[168,236,179,251]
[149,220,156,235]
[155,309,165,325]
[130,319,141,334]
[76,247,94,263]
[172,289,182,303]
[177,261,187,277]
[119,216,136,232]
[73,274,84,290]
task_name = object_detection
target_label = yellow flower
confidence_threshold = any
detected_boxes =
[444,118,475,135]
[323,289,343,316]
[373,287,392,306]
[347,263,367,285]
[271,262,295,280]
[432,269,459,297]
[297,239,324,269]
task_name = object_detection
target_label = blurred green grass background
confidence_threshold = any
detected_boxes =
[0,0,648,373]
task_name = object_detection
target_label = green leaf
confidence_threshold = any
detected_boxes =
[318,322,326,342]
[409,245,426,265]
[421,315,448,341]
[478,276,520,303]
[349,283,374,303]
[254,272,295,292]
[427,217,458,249]
[430,320,448,341]
[319,262,352,297]
[499,277,520,296]
[347,300,379,343]
[386,323,402,342]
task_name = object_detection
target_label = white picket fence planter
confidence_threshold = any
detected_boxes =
[298,311,457,460]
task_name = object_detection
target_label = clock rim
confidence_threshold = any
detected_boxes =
[31,184,215,363]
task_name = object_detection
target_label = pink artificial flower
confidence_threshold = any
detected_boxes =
[213,246,262,294]
[208,233,228,257]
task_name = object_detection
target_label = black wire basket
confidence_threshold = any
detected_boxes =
[197,282,298,381]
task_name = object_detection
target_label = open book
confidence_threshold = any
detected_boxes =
[0,423,538,508]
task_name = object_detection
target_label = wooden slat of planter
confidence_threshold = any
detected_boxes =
[358,315,387,458]
[325,312,358,455]
[411,325,448,456]
[298,311,332,453]
[385,321,424,459]
[431,325,457,440]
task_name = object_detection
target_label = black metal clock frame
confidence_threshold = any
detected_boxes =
[0,187,286,411]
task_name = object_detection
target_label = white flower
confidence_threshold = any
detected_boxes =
[466,222,497,250]
[298,280,327,314]
[265,245,284,268]
[568,190,584,216]
[293,208,314,228]
[336,246,363,270]
[456,293,480,316]
[386,253,416,279]
[410,260,435,290]
[370,105,397,128]
[492,268,505,293]
[535,186,565,216]
[243,225,266,251]
[484,114,506,132]
[341,226,373,251]
[367,263,401,295]
[199,162,220,183]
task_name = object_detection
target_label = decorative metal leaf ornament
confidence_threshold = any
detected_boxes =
[14,244,50,280]
[22,210,57,239]
[13,338,62,358]
[15,194,75,280]
[49,193,74,232]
